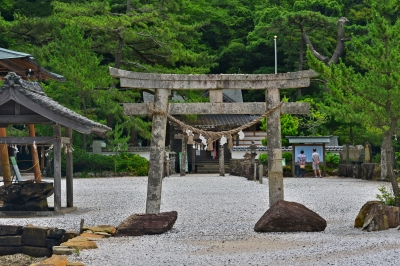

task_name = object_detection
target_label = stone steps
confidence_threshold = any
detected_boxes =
[196,164,230,174]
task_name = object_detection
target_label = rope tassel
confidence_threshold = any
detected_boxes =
[207,138,214,151]
[187,132,194,145]
[227,133,233,149]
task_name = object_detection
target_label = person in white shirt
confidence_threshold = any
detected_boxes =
[312,148,322,178]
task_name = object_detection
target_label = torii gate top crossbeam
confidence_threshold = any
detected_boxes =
[109,67,318,90]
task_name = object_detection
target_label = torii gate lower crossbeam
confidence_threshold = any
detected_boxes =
[110,67,318,213]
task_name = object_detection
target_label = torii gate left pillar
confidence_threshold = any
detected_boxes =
[110,67,318,213]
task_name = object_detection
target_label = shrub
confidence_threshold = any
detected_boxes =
[115,153,149,176]
[63,148,148,176]
[282,152,292,163]
[258,153,268,166]
[372,153,381,163]
[325,152,340,167]
[376,186,398,206]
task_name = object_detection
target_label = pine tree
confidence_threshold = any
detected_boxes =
[309,0,400,204]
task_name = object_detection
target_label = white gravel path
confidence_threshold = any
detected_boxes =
[0,175,399,266]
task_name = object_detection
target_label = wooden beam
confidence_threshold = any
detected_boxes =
[0,115,53,124]
[65,127,73,208]
[53,124,62,212]
[110,67,318,90]
[61,137,71,144]
[124,102,310,115]
[0,136,55,144]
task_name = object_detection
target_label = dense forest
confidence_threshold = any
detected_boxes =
[1,0,400,184]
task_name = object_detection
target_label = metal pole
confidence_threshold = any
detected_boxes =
[274,36,277,74]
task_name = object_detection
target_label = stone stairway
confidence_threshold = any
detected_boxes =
[196,163,230,174]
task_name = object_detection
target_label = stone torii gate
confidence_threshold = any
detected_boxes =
[110,67,318,213]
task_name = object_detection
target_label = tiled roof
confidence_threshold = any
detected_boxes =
[177,114,259,129]
[0,48,30,59]
[0,72,111,136]
[0,48,65,81]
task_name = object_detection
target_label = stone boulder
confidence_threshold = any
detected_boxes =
[354,201,381,227]
[0,182,53,211]
[355,201,400,231]
[383,205,400,228]
[362,204,389,231]
[82,225,117,235]
[60,236,98,251]
[254,200,327,232]
[115,211,178,237]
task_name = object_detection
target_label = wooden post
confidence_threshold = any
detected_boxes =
[146,88,169,214]
[191,144,196,173]
[41,146,45,169]
[266,88,284,206]
[53,124,62,212]
[0,128,12,185]
[181,137,187,176]
[291,145,296,177]
[65,127,73,207]
[219,141,225,176]
[28,124,42,182]
[259,164,263,184]
[254,162,257,181]
[323,143,326,177]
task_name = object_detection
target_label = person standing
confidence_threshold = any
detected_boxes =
[312,148,322,178]
[296,150,306,178]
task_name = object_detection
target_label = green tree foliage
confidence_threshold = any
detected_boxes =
[309,0,400,204]
[248,0,341,76]
[298,98,330,136]
[261,97,299,146]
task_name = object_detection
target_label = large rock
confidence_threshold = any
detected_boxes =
[254,200,327,232]
[0,182,53,211]
[60,236,98,251]
[385,206,400,228]
[82,225,117,235]
[115,211,178,237]
[354,201,381,227]
[356,201,400,230]
[362,204,389,231]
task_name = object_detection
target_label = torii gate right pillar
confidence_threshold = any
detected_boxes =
[267,88,283,206]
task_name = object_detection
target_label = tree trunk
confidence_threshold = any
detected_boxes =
[297,38,304,98]
[126,0,131,13]
[380,128,399,206]
[303,17,349,66]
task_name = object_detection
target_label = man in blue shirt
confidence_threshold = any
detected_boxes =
[296,150,306,178]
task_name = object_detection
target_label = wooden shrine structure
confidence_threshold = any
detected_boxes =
[110,67,318,213]
[0,48,67,185]
[0,72,111,211]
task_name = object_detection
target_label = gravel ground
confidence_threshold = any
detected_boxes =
[0,174,399,266]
